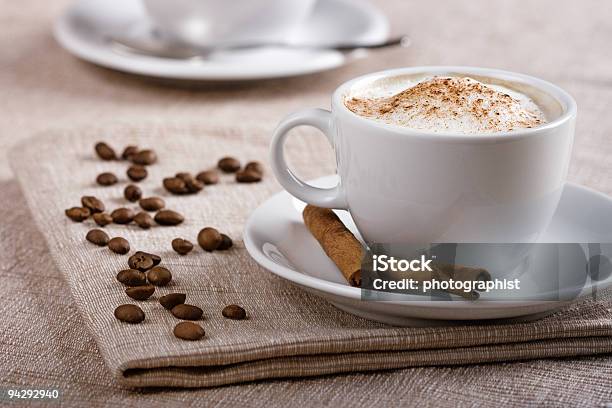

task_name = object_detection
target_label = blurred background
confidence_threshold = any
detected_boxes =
[1,0,611,189]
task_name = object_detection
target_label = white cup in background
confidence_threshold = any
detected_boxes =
[142,0,317,47]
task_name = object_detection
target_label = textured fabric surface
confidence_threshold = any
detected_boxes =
[2,0,612,405]
[4,177,611,407]
[8,123,612,389]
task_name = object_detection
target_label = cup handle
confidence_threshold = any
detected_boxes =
[270,108,348,209]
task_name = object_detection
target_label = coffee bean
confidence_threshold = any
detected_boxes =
[65,207,90,222]
[134,211,155,229]
[163,177,188,195]
[128,251,161,271]
[222,304,247,320]
[175,172,193,182]
[197,227,222,251]
[185,178,204,193]
[159,293,186,310]
[166,174,202,194]
[196,170,219,185]
[93,212,113,227]
[131,149,157,165]
[96,172,118,186]
[109,237,130,254]
[122,145,138,160]
[145,252,162,265]
[218,157,241,173]
[86,229,110,246]
[95,142,116,160]
[147,266,172,286]
[244,161,264,175]
[81,196,105,213]
[218,234,233,250]
[116,269,147,286]
[114,304,145,324]
[128,253,153,271]
[124,184,142,202]
[111,208,135,224]
[236,169,262,183]
[172,238,193,255]
[139,197,165,211]
[127,165,147,182]
[173,322,205,341]
[171,304,203,320]
[125,284,155,301]
[154,210,184,226]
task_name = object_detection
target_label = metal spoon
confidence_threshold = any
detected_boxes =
[107,34,411,60]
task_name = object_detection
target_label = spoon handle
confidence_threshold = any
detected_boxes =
[108,35,410,60]
[333,35,410,51]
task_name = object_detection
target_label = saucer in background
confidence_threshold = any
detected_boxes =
[54,0,390,81]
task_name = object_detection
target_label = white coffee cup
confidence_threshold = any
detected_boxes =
[142,0,317,47]
[270,67,577,248]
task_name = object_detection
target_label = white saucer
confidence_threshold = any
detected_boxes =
[54,0,390,81]
[244,176,612,326]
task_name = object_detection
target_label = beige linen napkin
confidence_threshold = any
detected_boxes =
[9,122,612,388]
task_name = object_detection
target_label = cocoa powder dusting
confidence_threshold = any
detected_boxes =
[345,77,546,134]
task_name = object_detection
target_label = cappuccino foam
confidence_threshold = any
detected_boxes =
[345,76,547,134]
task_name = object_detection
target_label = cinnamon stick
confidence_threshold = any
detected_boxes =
[302,205,491,299]
[303,205,363,287]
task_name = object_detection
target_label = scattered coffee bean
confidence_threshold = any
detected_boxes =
[218,234,233,250]
[175,173,199,188]
[154,210,184,226]
[128,253,153,271]
[125,284,155,301]
[198,227,222,251]
[174,322,205,341]
[159,293,186,310]
[86,229,110,246]
[185,177,204,193]
[163,177,189,195]
[127,165,148,182]
[139,196,165,211]
[196,170,219,185]
[111,208,135,224]
[65,207,90,222]
[116,269,147,286]
[122,145,138,160]
[244,161,264,175]
[172,238,194,255]
[114,304,145,324]
[128,251,161,271]
[134,211,155,229]
[93,212,113,227]
[175,172,193,182]
[143,251,162,266]
[222,304,247,320]
[95,142,117,160]
[109,237,130,254]
[131,149,157,165]
[81,196,105,213]
[218,157,241,173]
[236,169,262,183]
[171,304,203,320]
[164,174,203,194]
[124,184,142,202]
[96,172,118,186]
[147,266,172,286]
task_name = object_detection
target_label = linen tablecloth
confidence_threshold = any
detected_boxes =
[7,123,612,389]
